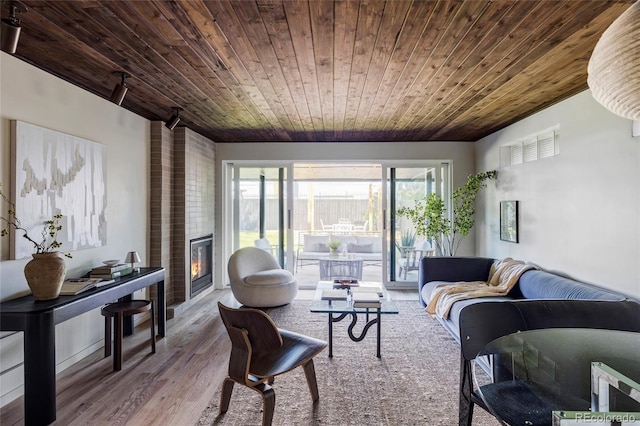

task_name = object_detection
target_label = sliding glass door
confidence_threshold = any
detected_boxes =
[291,163,382,288]
[227,165,293,270]
[223,161,450,289]
[384,163,450,287]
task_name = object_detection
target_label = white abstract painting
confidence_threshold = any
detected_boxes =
[10,120,107,259]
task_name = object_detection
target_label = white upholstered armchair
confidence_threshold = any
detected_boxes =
[227,247,297,308]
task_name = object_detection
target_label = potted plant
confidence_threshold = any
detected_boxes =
[326,239,341,255]
[0,183,72,300]
[397,170,497,256]
[399,229,416,247]
[396,229,417,258]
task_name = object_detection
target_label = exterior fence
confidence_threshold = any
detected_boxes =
[239,196,381,232]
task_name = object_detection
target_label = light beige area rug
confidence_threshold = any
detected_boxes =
[198,300,499,426]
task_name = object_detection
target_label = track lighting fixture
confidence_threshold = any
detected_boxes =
[1,1,28,54]
[110,71,131,105]
[166,108,182,130]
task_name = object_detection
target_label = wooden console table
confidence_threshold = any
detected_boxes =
[0,267,166,426]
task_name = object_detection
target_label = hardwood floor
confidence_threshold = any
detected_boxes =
[0,288,418,425]
[1,289,237,426]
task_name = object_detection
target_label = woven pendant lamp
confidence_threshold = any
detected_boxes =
[587,1,640,120]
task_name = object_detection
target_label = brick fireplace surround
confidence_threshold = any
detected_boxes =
[149,123,215,318]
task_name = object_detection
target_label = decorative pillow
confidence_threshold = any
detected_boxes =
[317,243,330,252]
[304,234,330,251]
[348,243,374,253]
[355,236,382,252]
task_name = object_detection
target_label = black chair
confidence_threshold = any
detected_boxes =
[217,302,327,426]
[458,299,640,425]
[458,302,525,425]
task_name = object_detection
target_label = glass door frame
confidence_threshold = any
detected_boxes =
[222,160,451,289]
[222,161,295,284]
[381,161,451,288]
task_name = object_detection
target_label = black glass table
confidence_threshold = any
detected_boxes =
[310,281,398,357]
[472,328,640,426]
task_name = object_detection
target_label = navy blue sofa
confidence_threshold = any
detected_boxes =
[418,256,639,343]
[417,257,640,425]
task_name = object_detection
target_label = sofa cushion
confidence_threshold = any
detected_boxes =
[421,280,516,303]
[303,234,330,251]
[421,280,445,302]
[317,243,330,252]
[421,280,515,341]
[245,269,294,286]
[518,270,626,301]
[355,236,382,253]
[348,242,374,253]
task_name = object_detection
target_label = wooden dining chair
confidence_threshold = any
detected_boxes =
[217,302,327,426]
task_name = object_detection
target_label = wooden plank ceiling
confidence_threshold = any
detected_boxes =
[7,0,633,142]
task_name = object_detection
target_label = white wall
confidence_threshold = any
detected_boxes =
[0,53,150,404]
[475,90,640,298]
[214,141,478,286]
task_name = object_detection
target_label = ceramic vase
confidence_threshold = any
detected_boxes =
[24,252,66,300]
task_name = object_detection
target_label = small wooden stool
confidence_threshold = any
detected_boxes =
[101,300,156,371]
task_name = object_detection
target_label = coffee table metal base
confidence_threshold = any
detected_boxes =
[328,310,382,357]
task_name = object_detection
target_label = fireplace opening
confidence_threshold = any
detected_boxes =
[190,235,213,297]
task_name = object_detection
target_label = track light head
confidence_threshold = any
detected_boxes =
[1,1,28,54]
[166,107,182,130]
[110,71,131,105]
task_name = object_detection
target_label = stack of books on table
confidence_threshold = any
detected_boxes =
[321,289,348,300]
[350,284,383,297]
[89,263,133,279]
[60,277,115,295]
[352,291,382,308]
[333,279,359,289]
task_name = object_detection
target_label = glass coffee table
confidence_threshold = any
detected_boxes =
[310,281,399,358]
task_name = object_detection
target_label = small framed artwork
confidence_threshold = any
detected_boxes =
[500,201,519,243]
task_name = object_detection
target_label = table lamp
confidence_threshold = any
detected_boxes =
[124,251,141,272]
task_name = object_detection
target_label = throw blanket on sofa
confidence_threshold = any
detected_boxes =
[426,258,536,319]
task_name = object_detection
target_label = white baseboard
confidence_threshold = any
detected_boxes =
[0,339,104,408]
[0,365,24,407]
[56,340,104,374]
